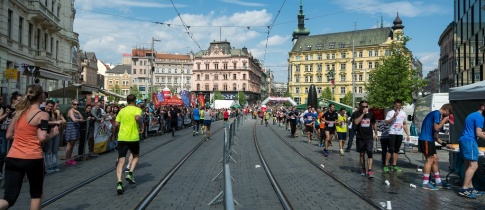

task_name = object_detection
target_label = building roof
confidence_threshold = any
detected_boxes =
[106,64,131,74]
[193,41,251,58]
[291,27,393,52]
[156,53,191,60]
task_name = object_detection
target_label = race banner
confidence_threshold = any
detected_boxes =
[180,90,190,107]
[93,120,112,153]
[190,92,197,107]
[198,94,205,107]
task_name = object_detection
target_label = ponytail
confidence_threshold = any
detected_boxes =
[13,85,44,119]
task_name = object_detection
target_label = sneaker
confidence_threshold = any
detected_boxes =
[422,182,439,191]
[383,166,390,173]
[117,182,124,194]
[124,167,131,173]
[340,149,344,156]
[54,168,60,172]
[193,131,195,136]
[367,170,374,178]
[324,149,329,157]
[344,149,350,152]
[361,169,366,176]
[126,173,136,184]
[392,166,402,172]
[469,188,484,196]
[71,160,77,165]
[459,189,477,199]
[437,181,451,190]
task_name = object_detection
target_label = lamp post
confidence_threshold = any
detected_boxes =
[352,39,355,109]
[73,83,82,101]
[150,37,161,99]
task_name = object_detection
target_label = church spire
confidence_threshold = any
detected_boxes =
[292,0,310,44]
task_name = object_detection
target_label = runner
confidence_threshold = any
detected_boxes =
[223,108,229,127]
[264,111,270,127]
[336,108,348,156]
[192,105,200,136]
[203,107,213,141]
[303,106,317,143]
[200,107,205,135]
[318,110,326,147]
[418,104,453,190]
[377,111,391,166]
[323,104,338,157]
[114,94,143,194]
[458,103,485,198]
[288,107,298,138]
[352,101,378,178]
[383,99,410,173]
[169,106,178,137]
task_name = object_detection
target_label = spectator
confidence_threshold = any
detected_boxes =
[65,100,84,165]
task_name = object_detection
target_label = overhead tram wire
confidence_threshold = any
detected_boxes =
[169,0,202,51]
[262,0,287,64]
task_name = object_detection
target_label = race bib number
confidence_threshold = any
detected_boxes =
[361,119,370,127]
[328,122,334,127]
[393,123,403,129]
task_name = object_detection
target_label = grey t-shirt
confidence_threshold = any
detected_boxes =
[203,109,212,120]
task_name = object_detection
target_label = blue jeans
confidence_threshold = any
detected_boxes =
[0,131,6,173]
[43,134,60,170]
[346,128,356,151]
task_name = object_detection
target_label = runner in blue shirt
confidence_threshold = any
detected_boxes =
[458,103,485,198]
[418,104,454,191]
[192,105,200,136]
[303,106,317,144]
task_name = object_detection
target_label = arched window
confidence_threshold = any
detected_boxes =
[233,83,237,91]
[196,74,200,80]
[242,83,246,91]
[196,84,200,91]
[223,83,228,91]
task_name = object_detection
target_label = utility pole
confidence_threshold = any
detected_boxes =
[151,37,160,99]
[352,39,355,109]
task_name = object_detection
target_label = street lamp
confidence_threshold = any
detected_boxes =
[73,83,82,101]
[150,37,161,99]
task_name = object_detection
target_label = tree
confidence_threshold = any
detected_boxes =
[365,32,427,108]
[108,84,121,102]
[130,85,143,99]
[169,87,175,95]
[237,92,247,106]
[211,90,223,103]
[321,87,334,101]
[340,91,353,106]
[283,90,293,106]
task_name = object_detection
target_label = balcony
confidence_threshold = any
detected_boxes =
[34,50,54,65]
[27,0,61,31]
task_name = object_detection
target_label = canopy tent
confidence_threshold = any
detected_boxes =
[212,100,237,109]
[99,89,125,99]
[449,80,485,190]
[47,84,98,98]
[296,99,353,114]
[231,104,242,109]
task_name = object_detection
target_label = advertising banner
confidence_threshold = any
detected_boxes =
[93,120,112,153]
[198,94,205,107]
[190,92,197,107]
[180,90,190,107]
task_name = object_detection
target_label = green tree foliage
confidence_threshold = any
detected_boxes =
[130,85,143,99]
[321,87,334,101]
[365,33,426,108]
[237,92,247,106]
[340,91,353,106]
[211,90,224,103]
[169,87,175,95]
[108,84,121,102]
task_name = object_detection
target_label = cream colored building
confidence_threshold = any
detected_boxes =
[105,64,132,96]
[288,15,405,105]
[153,53,193,93]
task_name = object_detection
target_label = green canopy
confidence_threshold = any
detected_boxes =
[230,104,242,109]
[296,99,353,114]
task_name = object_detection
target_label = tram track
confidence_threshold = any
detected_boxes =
[41,122,225,208]
[261,122,383,210]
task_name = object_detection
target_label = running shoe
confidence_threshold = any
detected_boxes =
[117,182,124,194]
[422,182,438,191]
[459,189,477,199]
[392,166,402,172]
[324,149,329,157]
[361,168,366,176]
[340,149,344,156]
[383,166,390,173]
[126,173,136,184]
[437,181,451,190]
[469,188,484,196]
[124,167,130,173]
[193,131,195,136]
[319,143,323,147]
[367,170,374,178]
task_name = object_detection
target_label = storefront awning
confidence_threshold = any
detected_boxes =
[48,84,99,98]
[99,89,125,99]
[23,65,72,82]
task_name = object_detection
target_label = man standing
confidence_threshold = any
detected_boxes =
[383,99,410,173]
[192,105,200,136]
[418,104,453,190]
[352,101,378,178]
[169,106,178,137]
[458,103,485,198]
[323,104,338,157]
[114,94,143,194]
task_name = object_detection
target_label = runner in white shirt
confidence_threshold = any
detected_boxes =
[383,99,410,173]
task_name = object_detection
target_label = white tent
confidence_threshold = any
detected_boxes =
[449,80,485,100]
[212,100,237,109]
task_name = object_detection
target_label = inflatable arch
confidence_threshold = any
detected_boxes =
[261,97,297,106]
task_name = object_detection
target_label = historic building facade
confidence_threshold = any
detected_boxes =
[105,64,132,96]
[153,53,193,93]
[438,22,454,92]
[191,40,263,103]
[288,2,406,105]
[0,0,79,98]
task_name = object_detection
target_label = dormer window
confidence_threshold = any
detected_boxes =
[306,45,312,51]
[340,43,346,48]
[316,44,322,50]
[329,42,335,49]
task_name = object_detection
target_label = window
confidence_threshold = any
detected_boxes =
[340,87,346,94]
[340,43,346,48]
[340,74,346,82]
[368,51,372,57]
[385,50,391,56]
[223,63,228,69]
[18,17,23,44]
[309,55,313,60]
[306,45,312,50]
[224,84,228,91]
[295,87,300,93]
[326,54,330,59]
[359,87,363,93]
[197,63,201,70]
[243,74,246,79]
[115,80,119,85]
[305,76,308,82]
[309,65,313,71]
[197,84,200,91]
[317,54,322,60]
[368,62,372,69]
[36,29,40,50]
[196,74,200,80]
[50,37,53,52]
[133,69,137,74]
[340,63,346,70]
[305,87,309,93]
[358,63,363,69]
[317,64,322,71]
[295,65,300,72]
[51,0,54,11]
[233,74,237,80]
[214,74,218,80]
[305,65,309,71]
[243,83,246,91]
[214,63,219,70]
[331,64,335,70]
[161,77,165,83]
[161,68,165,73]
[317,87,322,94]
[55,40,58,59]
[341,53,346,58]
[317,76,322,82]
[205,74,209,80]
[296,77,300,82]
[168,69,171,74]
[331,54,335,59]
[144,69,146,75]
[214,84,219,91]
[326,64,330,71]
[305,55,308,60]
[375,62,379,68]
[233,63,237,69]
[156,77,159,83]
[359,75,363,81]
[109,80,113,85]
[316,44,322,50]
[133,61,137,66]
[329,42,335,49]
[353,75,357,81]
[205,84,209,91]
[7,10,12,39]
[144,61,146,66]
[186,77,190,84]
[374,50,379,56]
[205,64,209,70]
[168,77,171,83]
[296,55,300,61]
[309,76,313,82]
[327,76,330,82]
[28,23,32,47]
[174,78,178,83]
[233,83,237,91]
[57,5,60,17]
[358,51,363,57]
[174,69,178,74]
[44,33,48,50]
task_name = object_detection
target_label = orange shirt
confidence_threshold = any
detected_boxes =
[7,109,43,159]
[318,112,326,129]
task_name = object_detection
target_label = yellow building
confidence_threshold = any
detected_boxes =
[288,12,405,106]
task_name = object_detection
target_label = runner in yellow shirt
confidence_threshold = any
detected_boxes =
[336,107,348,156]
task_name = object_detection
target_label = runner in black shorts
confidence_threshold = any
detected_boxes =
[352,101,377,178]
[323,104,338,157]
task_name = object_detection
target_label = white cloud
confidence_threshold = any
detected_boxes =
[220,0,265,7]
[414,52,439,76]
[258,35,291,47]
[75,0,185,10]
[333,0,446,18]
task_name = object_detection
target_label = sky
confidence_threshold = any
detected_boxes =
[73,0,453,82]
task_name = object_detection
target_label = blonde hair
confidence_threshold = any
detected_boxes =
[14,85,44,119]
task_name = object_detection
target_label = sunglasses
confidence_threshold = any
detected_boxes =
[361,106,368,108]
[72,103,79,105]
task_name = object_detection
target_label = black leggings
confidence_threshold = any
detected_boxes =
[388,135,403,154]
[3,157,44,207]
[290,121,296,137]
